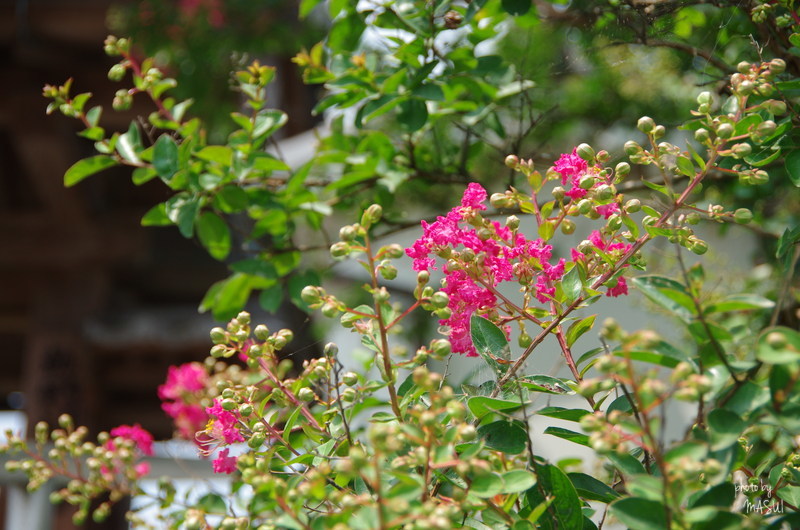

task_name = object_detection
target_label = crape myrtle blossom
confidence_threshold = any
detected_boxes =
[103,423,155,478]
[572,230,633,297]
[202,398,245,473]
[553,149,619,218]
[406,183,567,356]
[158,362,209,442]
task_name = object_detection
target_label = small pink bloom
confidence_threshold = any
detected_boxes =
[134,462,151,478]
[110,424,154,456]
[212,448,238,474]
[461,182,488,210]
[606,277,629,297]
[596,203,620,219]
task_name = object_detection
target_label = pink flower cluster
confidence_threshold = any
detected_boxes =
[158,363,209,442]
[572,230,632,297]
[105,423,154,478]
[553,149,619,219]
[406,183,566,356]
[203,399,244,474]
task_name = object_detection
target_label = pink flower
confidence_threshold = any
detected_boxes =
[110,424,154,456]
[158,363,207,401]
[212,448,238,474]
[606,277,629,297]
[205,399,244,444]
[134,462,151,478]
[461,182,488,210]
[596,203,620,219]
[553,149,588,184]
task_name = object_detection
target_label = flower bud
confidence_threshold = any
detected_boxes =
[342,372,358,386]
[378,261,398,280]
[614,162,631,179]
[769,58,786,74]
[490,193,513,209]
[560,219,576,235]
[417,271,429,284]
[518,332,532,349]
[431,339,452,358]
[595,184,614,201]
[107,64,127,82]
[504,154,519,168]
[300,285,322,305]
[734,208,753,224]
[210,344,228,358]
[112,89,133,111]
[430,291,449,308]
[696,91,712,105]
[765,99,787,115]
[505,215,520,230]
[757,83,774,97]
[297,388,316,402]
[576,143,595,162]
[624,198,641,213]
[552,186,566,201]
[578,175,596,190]
[737,61,752,74]
[577,199,592,215]
[715,123,734,139]
[688,238,709,255]
[210,327,228,344]
[607,214,622,230]
[637,116,656,134]
[361,204,383,227]
[694,128,710,143]
[339,225,357,241]
[330,241,350,258]
[731,143,752,158]
[341,388,357,403]
[624,140,643,156]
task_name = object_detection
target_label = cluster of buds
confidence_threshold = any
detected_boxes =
[665,456,721,487]
[209,311,293,368]
[3,415,152,525]
[580,412,629,455]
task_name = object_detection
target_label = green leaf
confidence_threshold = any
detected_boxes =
[64,155,118,186]
[565,315,596,348]
[470,472,505,498]
[609,497,668,530]
[196,146,233,166]
[153,134,179,179]
[299,0,324,18]
[468,396,526,419]
[140,203,172,226]
[502,470,536,494]
[525,464,583,530]
[196,211,231,260]
[259,284,283,313]
[477,420,528,454]
[132,167,158,185]
[519,375,573,395]
[253,110,288,140]
[706,294,775,314]
[536,407,589,422]
[707,409,745,450]
[676,155,695,177]
[117,123,142,164]
[785,149,800,187]
[397,97,428,132]
[608,452,646,477]
[544,427,590,447]
[200,273,255,320]
[561,266,582,304]
[631,275,696,323]
[757,327,800,365]
[197,493,227,513]
[606,395,634,415]
[567,472,621,503]
[688,482,735,508]
[328,10,366,53]
[166,195,200,238]
[471,315,511,377]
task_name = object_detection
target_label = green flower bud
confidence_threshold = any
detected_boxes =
[112,89,133,111]
[595,184,614,201]
[490,192,513,209]
[576,143,595,162]
[716,123,734,139]
[107,64,127,82]
[560,219,576,235]
[238,403,253,417]
[248,432,266,449]
[596,149,610,163]
[342,372,358,386]
[765,99,787,115]
[339,225,357,241]
[253,324,269,341]
[297,388,316,402]
[330,241,350,258]
[653,125,666,139]
[737,61,752,74]
[624,198,641,213]
[614,162,631,179]
[689,238,709,255]
[378,261,398,280]
[361,204,383,227]
[504,154,519,168]
[417,271,429,284]
[734,208,753,224]
[769,58,786,75]
[300,285,322,305]
[430,291,449,308]
[210,344,228,358]
[552,186,566,201]
[637,116,656,134]
[696,91,712,105]
[431,339,452,358]
[624,140,643,156]
[757,83,774,97]
[221,399,237,411]
[505,215,520,230]
[321,302,339,318]
[695,128,710,143]
[210,327,228,344]
[341,388,357,403]
[607,214,622,230]
[577,199,592,215]
[518,332,532,349]
[731,143,752,158]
